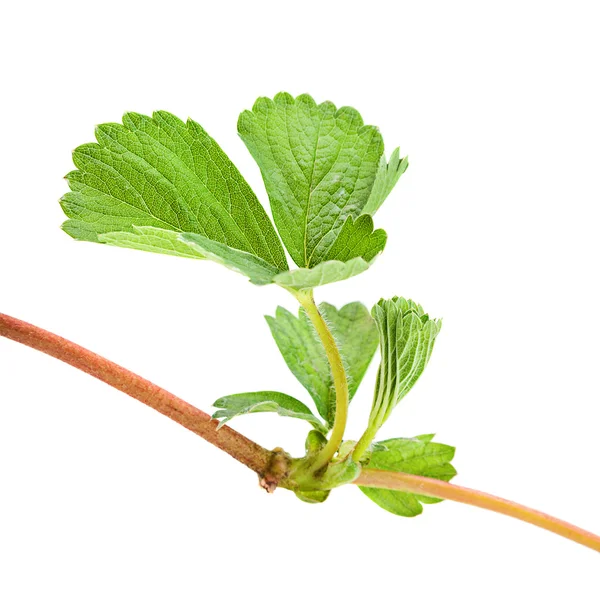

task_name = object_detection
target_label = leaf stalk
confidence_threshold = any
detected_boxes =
[352,425,378,462]
[293,289,349,472]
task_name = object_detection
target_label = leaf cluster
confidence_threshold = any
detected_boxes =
[60,93,454,517]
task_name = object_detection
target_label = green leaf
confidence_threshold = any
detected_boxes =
[266,302,380,425]
[322,302,381,402]
[362,148,409,216]
[359,434,457,517]
[322,215,387,262]
[238,92,384,268]
[130,228,377,289]
[212,391,327,433]
[367,297,442,434]
[295,489,331,504]
[99,226,205,260]
[61,110,288,271]
[181,232,280,285]
[273,257,373,290]
[180,231,376,288]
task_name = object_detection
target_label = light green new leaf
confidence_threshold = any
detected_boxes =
[359,434,457,517]
[266,302,380,426]
[106,228,379,288]
[181,231,376,288]
[324,302,381,402]
[99,226,205,260]
[238,92,384,268]
[212,391,327,433]
[273,257,373,291]
[266,307,331,422]
[181,232,280,285]
[362,148,409,216]
[367,298,442,435]
[61,110,288,271]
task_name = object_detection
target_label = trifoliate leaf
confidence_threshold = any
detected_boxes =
[362,148,409,216]
[61,110,288,271]
[322,215,387,262]
[359,434,456,517]
[273,257,373,290]
[266,302,380,426]
[367,298,442,434]
[212,391,327,433]
[238,92,384,268]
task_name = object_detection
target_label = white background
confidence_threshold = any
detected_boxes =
[1,1,599,597]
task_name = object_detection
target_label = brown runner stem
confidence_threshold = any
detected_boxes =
[2,311,599,552]
[0,312,273,476]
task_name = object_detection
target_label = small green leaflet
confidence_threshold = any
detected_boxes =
[266,302,380,426]
[367,297,442,434]
[359,435,457,517]
[362,148,409,216]
[322,215,387,263]
[273,257,373,290]
[238,92,385,268]
[60,110,288,271]
[212,392,327,433]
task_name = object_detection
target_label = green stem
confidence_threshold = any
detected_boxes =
[294,289,349,472]
[352,425,378,462]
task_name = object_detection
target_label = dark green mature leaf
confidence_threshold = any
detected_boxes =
[359,435,457,517]
[367,298,442,434]
[61,110,288,271]
[238,92,384,268]
[266,302,380,426]
[212,391,327,433]
[362,148,409,216]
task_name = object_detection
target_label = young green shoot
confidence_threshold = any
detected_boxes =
[1,92,599,554]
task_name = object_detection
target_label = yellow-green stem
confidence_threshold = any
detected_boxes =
[295,289,348,472]
[355,469,600,552]
[352,425,378,462]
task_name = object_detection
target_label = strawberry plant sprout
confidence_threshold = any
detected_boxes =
[1,93,598,552]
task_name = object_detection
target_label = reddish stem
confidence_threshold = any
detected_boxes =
[2,311,599,553]
[0,312,272,475]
